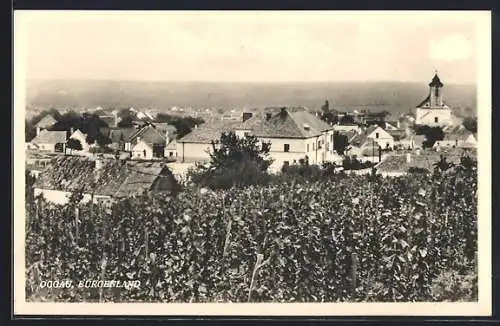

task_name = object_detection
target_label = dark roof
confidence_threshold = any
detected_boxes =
[233,113,266,130]
[179,122,240,144]
[349,125,384,147]
[128,125,166,145]
[152,123,177,135]
[31,130,67,144]
[99,116,116,127]
[109,128,137,143]
[180,107,332,142]
[429,73,444,88]
[416,94,431,108]
[386,129,407,141]
[34,156,179,197]
[35,115,58,128]
[252,108,332,139]
[376,153,462,173]
[443,126,475,141]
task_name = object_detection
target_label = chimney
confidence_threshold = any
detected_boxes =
[242,112,253,122]
[406,153,411,164]
[70,127,74,135]
[279,107,287,118]
[397,119,401,129]
[36,126,41,136]
[137,136,141,143]
[195,124,198,130]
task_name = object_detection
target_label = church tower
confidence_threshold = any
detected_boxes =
[428,72,444,107]
[414,72,452,127]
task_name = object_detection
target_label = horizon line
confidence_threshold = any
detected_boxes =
[26,78,477,86]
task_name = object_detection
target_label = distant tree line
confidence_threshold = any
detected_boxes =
[155,113,205,140]
[318,100,390,127]
[26,108,206,144]
[115,109,205,140]
[25,109,110,146]
[462,116,477,133]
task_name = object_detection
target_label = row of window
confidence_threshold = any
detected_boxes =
[284,140,327,153]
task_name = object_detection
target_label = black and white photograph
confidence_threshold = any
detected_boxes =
[13,10,491,316]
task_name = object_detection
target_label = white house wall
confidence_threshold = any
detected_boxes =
[36,143,57,152]
[178,142,213,163]
[132,141,154,160]
[34,188,111,205]
[366,127,394,149]
[415,108,453,126]
[261,132,335,171]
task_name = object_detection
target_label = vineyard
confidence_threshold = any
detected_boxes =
[25,165,477,302]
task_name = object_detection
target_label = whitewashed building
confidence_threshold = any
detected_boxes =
[415,73,453,127]
[69,129,91,153]
[125,124,172,160]
[434,125,477,149]
[350,125,394,150]
[177,107,335,172]
[30,130,67,153]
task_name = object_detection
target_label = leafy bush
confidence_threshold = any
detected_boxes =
[26,165,477,303]
[66,138,83,153]
[415,126,444,148]
[431,263,477,301]
[343,157,375,170]
[408,167,430,174]
[89,146,114,154]
[188,132,273,190]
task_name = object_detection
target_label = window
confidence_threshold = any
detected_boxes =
[284,144,290,152]
[169,152,173,157]
[293,160,297,164]
[244,132,250,137]
[307,144,309,152]
[375,133,379,139]
[434,117,439,123]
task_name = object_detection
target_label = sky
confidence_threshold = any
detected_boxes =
[16,11,488,84]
